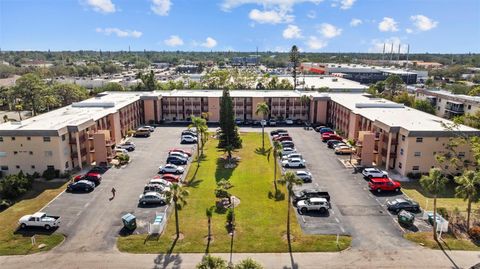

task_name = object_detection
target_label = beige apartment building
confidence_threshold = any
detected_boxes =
[0,90,478,177]
[415,88,480,119]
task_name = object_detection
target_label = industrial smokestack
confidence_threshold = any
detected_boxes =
[397,43,401,62]
[382,43,386,61]
[406,44,410,68]
[389,43,394,61]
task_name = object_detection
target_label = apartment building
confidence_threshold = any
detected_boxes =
[415,88,480,119]
[1,90,478,177]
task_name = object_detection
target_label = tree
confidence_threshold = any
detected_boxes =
[446,83,470,95]
[97,82,126,93]
[190,116,207,164]
[454,170,480,230]
[267,76,278,90]
[425,78,434,87]
[384,74,404,97]
[267,140,282,193]
[278,79,293,90]
[136,70,157,91]
[3,115,8,122]
[290,45,300,89]
[218,89,242,149]
[234,258,264,269]
[166,183,189,238]
[413,100,436,115]
[14,104,23,121]
[420,168,448,240]
[14,73,47,116]
[468,85,480,96]
[196,255,227,269]
[205,206,214,241]
[392,92,414,106]
[255,102,270,150]
[51,83,88,106]
[278,171,303,245]
[300,95,311,123]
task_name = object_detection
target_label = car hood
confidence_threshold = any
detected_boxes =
[296,200,307,207]
[19,215,31,222]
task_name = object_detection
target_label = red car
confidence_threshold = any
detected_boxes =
[321,133,341,142]
[368,177,401,193]
[274,136,293,142]
[162,174,181,183]
[74,172,102,185]
[169,148,192,157]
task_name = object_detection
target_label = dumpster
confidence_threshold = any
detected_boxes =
[122,213,137,231]
[398,210,415,227]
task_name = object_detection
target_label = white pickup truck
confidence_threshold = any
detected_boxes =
[18,212,61,230]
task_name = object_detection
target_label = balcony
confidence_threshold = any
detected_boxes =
[445,102,464,115]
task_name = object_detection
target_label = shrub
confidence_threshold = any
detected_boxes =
[217,179,233,189]
[0,171,33,200]
[468,226,480,242]
[42,167,57,180]
[0,199,13,211]
[196,255,227,269]
[226,208,234,226]
[235,258,264,269]
[117,154,130,165]
[436,207,449,219]
[215,187,231,201]
[407,172,422,180]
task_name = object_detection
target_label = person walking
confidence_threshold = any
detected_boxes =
[110,187,116,200]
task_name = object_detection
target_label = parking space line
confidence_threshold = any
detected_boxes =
[301,215,306,223]
[84,202,90,208]
[331,209,335,215]
[335,217,340,223]
[39,189,66,211]
[76,211,81,216]
[340,226,346,233]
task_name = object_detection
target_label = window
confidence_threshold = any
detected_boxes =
[438,98,442,102]
[65,161,69,169]
[433,151,437,155]
[437,106,440,110]
[27,137,31,140]
[468,105,472,110]
[416,137,423,143]
[412,166,419,171]
[31,165,35,169]
[0,152,6,157]
[13,151,18,155]
[435,137,439,141]
[0,137,3,142]
[47,165,55,170]
[15,165,20,169]
[414,152,421,157]
[44,151,53,157]
[61,135,66,141]
[1,166,8,171]
[398,162,402,168]
[458,152,465,158]
[400,148,404,155]
[11,137,15,141]
[401,135,405,141]
[43,137,51,142]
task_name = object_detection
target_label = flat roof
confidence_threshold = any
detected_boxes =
[277,75,367,91]
[421,89,480,104]
[161,89,309,98]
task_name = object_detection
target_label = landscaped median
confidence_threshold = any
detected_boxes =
[117,132,351,253]
[0,180,66,255]
[404,232,480,251]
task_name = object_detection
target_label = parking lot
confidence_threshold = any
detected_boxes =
[41,126,193,253]
[271,127,426,250]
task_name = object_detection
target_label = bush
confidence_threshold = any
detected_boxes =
[468,226,480,242]
[407,172,422,180]
[235,258,264,269]
[0,199,13,211]
[0,171,33,200]
[117,154,130,165]
[437,207,449,219]
[42,168,57,180]
[226,208,234,226]
[196,255,228,269]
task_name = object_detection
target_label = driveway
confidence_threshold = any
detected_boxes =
[41,126,193,253]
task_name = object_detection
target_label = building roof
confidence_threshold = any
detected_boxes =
[277,75,367,91]
[161,89,309,98]
[419,89,480,104]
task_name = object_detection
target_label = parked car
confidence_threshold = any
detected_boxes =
[335,145,355,155]
[67,180,95,192]
[158,164,185,174]
[139,192,167,205]
[297,197,330,214]
[314,126,327,132]
[169,151,189,159]
[333,142,348,149]
[322,133,342,142]
[169,148,192,157]
[74,172,102,185]
[134,129,151,137]
[116,141,136,151]
[295,119,304,125]
[274,136,293,142]
[182,130,197,137]
[149,177,173,187]
[368,177,401,193]
[235,119,244,125]
[319,127,334,134]
[142,125,155,132]
[281,158,305,168]
[281,141,295,148]
[166,155,188,165]
[144,184,170,194]
[285,119,294,125]
[362,168,388,178]
[281,147,296,156]
[162,173,181,183]
[387,198,420,213]
[292,189,330,205]
[268,119,277,126]
[89,165,109,174]
[181,135,197,144]
[18,212,61,230]
[295,170,312,182]
[114,148,129,156]
[272,133,290,139]
[271,129,288,136]
[327,140,344,148]
[282,153,303,161]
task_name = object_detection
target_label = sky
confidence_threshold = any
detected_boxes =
[0,0,479,53]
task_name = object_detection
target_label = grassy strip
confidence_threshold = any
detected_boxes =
[0,180,66,255]
[118,132,351,253]
[404,232,480,251]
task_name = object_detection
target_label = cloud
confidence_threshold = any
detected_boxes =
[151,0,172,16]
[338,0,356,10]
[201,37,218,48]
[221,0,324,12]
[283,25,303,39]
[306,36,327,50]
[85,0,116,13]
[96,28,142,38]
[410,14,438,31]
[350,18,362,27]
[405,28,413,34]
[307,10,316,19]
[318,23,342,38]
[369,37,408,53]
[249,9,294,24]
[164,35,184,47]
[378,17,399,32]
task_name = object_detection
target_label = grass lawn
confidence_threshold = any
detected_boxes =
[118,132,351,253]
[0,180,66,255]
[402,181,479,216]
[404,232,480,251]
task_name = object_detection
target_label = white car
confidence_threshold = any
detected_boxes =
[285,119,294,125]
[295,170,312,182]
[18,212,61,230]
[168,151,189,160]
[297,197,329,214]
[149,178,173,187]
[158,164,185,174]
[181,135,197,144]
[282,153,303,161]
[333,142,348,149]
[281,147,296,156]
[268,119,277,126]
[142,125,155,132]
[281,158,306,168]
[139,192,167,205]
[362,168,388,178]
[116,141,135,151]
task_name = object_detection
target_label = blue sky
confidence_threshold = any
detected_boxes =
[1,0,479,53]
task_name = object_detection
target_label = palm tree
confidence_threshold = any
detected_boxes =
[267,140,283,193]
[420,168,447,241]
[255,102,270,150]
[224,144,234,163]
[278,171,303,244]
[167,183,190,238]
[300,95,310,123]
[205,206,214,241]
[190,116,207,164]
[199,124,209,155]
[454,170,480,230]
[290,45,300,89]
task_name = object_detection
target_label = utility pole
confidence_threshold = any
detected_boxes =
[397,43,401,63]
[389,43,394,62]
[406,44,410,69]
[382,43,386,62]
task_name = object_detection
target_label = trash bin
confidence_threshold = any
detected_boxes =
[398,210,415,227]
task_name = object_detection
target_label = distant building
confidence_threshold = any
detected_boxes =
[176,64,201,74]
[231,56,259,67]
[152,62,169,69]
[415,88,480,119]
[20,60,53,68]
[277,75,368,92]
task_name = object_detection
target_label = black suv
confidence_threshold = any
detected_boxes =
[167,156,187,165]
[270,129,288,136]
[292,189,330,206]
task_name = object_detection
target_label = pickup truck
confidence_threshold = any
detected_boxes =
[18,212,60,230]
